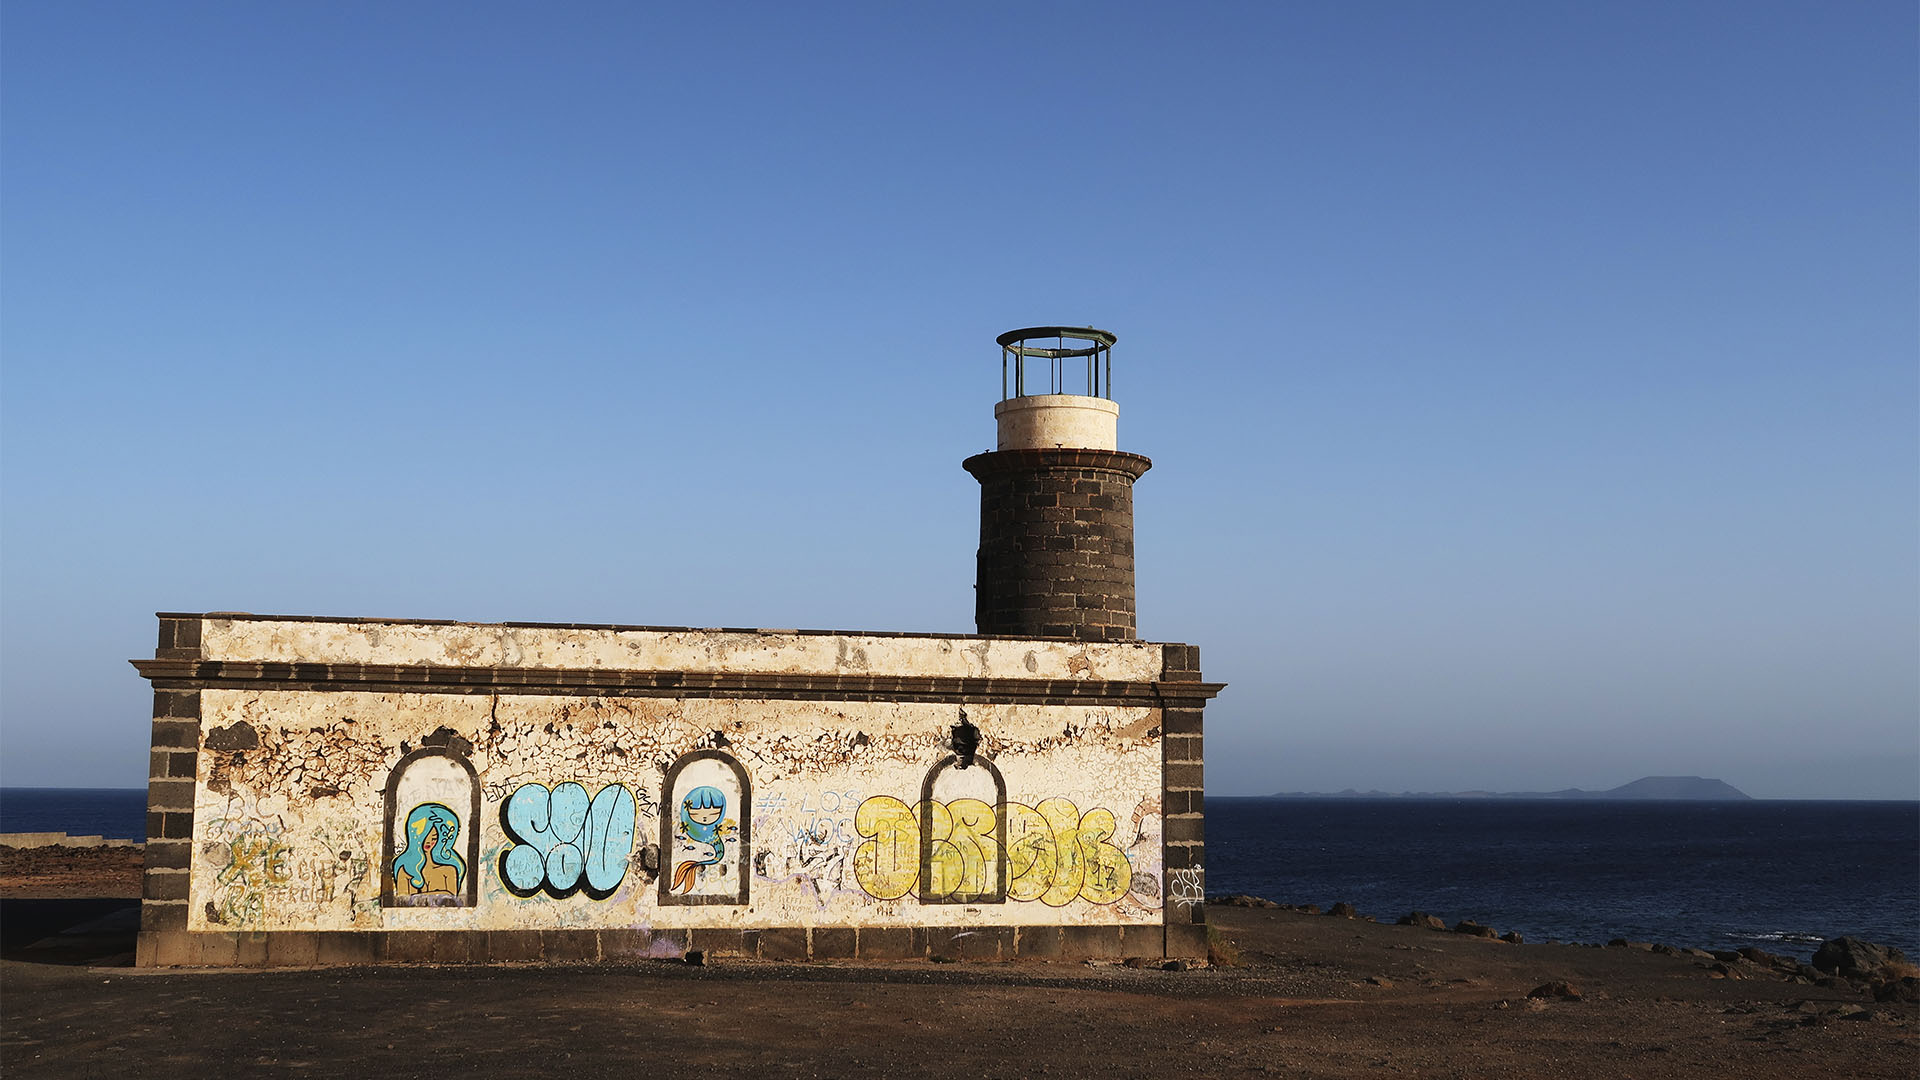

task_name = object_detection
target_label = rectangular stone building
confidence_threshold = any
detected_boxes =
[132,326,1221,965]
[135,615,1216,965]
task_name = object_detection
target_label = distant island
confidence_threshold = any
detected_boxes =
[1269,775,1752,801]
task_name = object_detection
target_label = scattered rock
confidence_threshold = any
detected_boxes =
[1398,912,1447,931]
[1874,977,1919,1003]
[1527,981,1582,1001]
[1328,902,1359,919]
[1454,921,1498,939]
[1501,932,1524,944]
[1607,939,1654,950]
[1161,959,1191,972]
[1365,975,1393,987]
[1738,946,1787,968]
[1812,937,1909,978]
[1208,894,1280,908]
[1294,904,1322,916]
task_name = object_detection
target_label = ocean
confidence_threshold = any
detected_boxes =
[3,788,1913,961]
[0,788,148,841]
[1208,797,1919,961]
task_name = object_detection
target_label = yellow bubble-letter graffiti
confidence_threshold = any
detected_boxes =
[853,795,918,900]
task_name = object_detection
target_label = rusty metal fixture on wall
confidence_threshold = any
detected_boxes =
[949,710,980,769]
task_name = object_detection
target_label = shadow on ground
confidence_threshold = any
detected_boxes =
[1,898,138,966]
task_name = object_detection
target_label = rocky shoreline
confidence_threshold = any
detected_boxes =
[0,842,144,899]
[1210,893,1919,1006]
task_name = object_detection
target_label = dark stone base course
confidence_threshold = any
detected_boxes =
[135,923,1179,967]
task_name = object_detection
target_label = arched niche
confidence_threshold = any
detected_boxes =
[658,749,751,906]
[381,746,481,909]
[918,754,1008,904]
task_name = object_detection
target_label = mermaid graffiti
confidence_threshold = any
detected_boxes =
[392,801,467,900]
[670,786,738,894]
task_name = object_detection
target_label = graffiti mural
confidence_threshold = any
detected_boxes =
[199,797,294,926]
[854,793,1133,906]
[499,782,638,900]
[659,750,751,905]
[1169,866,1205,908]
[1122,798,1164,906]
[175,673,1180,937]
[209,828,293,925]
[382,746,481,908]
[392,802,467,899]
[918,754,1007,903]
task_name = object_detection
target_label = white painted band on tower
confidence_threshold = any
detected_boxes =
[994,394,1119,451]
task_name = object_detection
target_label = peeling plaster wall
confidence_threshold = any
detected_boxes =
[174,621,1173,937]
[199,618,1164,682]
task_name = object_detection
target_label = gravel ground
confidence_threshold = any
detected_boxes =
[3,901,1913,1079]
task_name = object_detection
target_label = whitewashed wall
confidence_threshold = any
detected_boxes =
[183,623,1168,936]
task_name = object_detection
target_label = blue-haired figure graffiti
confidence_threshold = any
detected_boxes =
[392,802,467,899]
[670,786,737,894]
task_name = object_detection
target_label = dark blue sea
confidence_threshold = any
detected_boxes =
[0,788,148,840]
[3,789,1913,961]
[1209,797,1919,961]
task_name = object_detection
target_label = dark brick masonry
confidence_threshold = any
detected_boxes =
[963,448,1153,642]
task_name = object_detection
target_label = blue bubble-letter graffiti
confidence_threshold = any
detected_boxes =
[584,784,637,894]
[500,782,636,898]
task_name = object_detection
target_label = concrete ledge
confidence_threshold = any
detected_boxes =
[486,930,543,963]
[133,924,1173,968]
[1166,922,1208,958]
[689,928,755,957]
[1060,924,1126,959]
[759,927,808,960]
[542,929,599,962]
[857,926,914,960]
[812,927,855,959]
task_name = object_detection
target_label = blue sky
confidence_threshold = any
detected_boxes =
[3,2,1914,798]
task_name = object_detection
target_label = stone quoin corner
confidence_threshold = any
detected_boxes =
[131,327,1224,967]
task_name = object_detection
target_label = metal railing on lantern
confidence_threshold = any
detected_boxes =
[997,326,1116,400]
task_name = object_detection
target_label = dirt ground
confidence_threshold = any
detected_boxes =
[2,860,1913,1079]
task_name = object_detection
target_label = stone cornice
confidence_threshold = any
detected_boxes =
[129,658,1224,707]
[962,448,1153,481]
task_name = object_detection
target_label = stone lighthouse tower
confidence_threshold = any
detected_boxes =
[964,327,1152,642]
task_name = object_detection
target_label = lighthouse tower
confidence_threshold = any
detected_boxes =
[964,327,1152,642]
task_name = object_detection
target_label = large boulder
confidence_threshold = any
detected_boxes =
[1397,911,1448,931]
[1527,981,1581,1001]
[1812,937,1909,978]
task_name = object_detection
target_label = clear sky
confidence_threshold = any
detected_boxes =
[3,2,1914,798]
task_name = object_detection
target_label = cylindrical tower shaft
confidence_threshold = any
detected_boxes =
[965,448,1150,641]
[966,327,1150,641]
